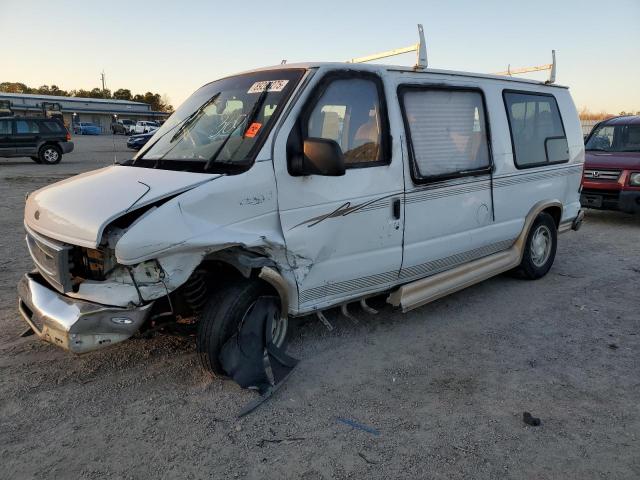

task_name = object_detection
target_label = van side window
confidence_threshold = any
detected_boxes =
[306,78,386,166]
[503,91,568,167]
[15,120,39,134]
[400,87,491,179]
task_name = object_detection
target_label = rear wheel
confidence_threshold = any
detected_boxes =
[516,212,557,279]
[30,156,42,164]
[38,144,62,165]
[196,279,288,376]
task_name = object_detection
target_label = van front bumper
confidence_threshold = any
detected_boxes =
[17,272,152,354]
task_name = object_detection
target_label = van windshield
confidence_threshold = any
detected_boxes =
[133,69,305,172]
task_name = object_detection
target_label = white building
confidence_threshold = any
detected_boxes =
[0,92,170,132]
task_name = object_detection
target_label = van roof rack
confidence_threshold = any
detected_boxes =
[493,50,557,84]
[345,25,556,84]
[347,24,428,70]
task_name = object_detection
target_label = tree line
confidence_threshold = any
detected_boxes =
[0,82,173,112]
[578,106,640,121]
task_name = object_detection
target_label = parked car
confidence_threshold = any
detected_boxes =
[73,122,101,135]
[126,131,154,150]
[581,115,640,213]
[17,61,584,376]
[111,119,135,135]
[133,120,159,134]
[0,117,73,164]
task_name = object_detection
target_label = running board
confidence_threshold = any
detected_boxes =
[387,247,519,312]
[387,200,562,313]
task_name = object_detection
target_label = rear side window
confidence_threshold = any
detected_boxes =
[41,121,64,133]
[400,87,491,180]
[503,91,568,168]
[0,120,10,134]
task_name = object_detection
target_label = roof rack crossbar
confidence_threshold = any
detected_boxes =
[493,50,556,84]
[347,24,427,70]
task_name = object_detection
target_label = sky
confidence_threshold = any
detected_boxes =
[1,0,639,113]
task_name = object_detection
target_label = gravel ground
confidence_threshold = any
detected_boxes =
[1,136,639,479]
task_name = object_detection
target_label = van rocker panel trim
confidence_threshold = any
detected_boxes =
[387,200,563,312]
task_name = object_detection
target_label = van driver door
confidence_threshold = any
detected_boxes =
[273,71,405,312]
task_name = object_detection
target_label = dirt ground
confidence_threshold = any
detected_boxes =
[1,136,639,479]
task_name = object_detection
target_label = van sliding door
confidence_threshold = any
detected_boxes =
[398,85,506,283]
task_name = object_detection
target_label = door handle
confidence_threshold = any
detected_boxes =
[392,198,401,219]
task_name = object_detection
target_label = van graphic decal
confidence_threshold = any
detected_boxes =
[292,164,582,231]
[291,193,397,229]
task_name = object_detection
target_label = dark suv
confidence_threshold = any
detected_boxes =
[0,117,73,164]
[582,116,640,213]
[111,119,135,135]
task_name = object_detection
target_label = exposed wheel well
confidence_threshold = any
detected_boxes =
[542,205,561,229]
[190,249,280,297]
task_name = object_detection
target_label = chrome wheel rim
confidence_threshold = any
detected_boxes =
[530,225,552,267]
[43,148,58,163]
[242,298,287,347]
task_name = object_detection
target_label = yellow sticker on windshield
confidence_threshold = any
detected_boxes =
[247,80,289,94]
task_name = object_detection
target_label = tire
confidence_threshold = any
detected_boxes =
[196,279,287,376]
[515,212,557,280]
[38,144,62,165]
[30,156,42,164]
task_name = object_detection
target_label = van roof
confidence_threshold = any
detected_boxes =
[241,62,569,89]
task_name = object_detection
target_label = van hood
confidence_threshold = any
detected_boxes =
[25,165,220,248]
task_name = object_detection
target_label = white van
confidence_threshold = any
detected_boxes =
[18,60,584,374]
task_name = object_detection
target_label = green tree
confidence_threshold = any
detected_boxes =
[0,82,33,93]
[88,87,111,99]
[113,88,132,100]
[36,85,69,96]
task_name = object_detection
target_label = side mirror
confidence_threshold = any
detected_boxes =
[289,137,345,176]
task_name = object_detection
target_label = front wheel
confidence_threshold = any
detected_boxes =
[30,156,42,164]
[196,279,288,376]
[38,144,62,165]
[516,212,557,279]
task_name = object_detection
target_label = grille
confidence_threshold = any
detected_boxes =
[25,227,73,292]
[583,169,620,181]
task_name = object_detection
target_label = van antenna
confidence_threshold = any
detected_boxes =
[493,50,556,84]
[347,24,427,70]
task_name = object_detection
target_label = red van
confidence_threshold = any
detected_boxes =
[582,115,640,213]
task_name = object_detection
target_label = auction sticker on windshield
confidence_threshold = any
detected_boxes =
[247,80,289,93]
[244,122,262,138]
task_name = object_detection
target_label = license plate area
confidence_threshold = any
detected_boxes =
[582,194,603,208]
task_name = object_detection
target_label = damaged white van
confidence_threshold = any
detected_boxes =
[18,49,584,375]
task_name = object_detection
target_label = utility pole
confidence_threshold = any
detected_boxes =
[100,71,106,92]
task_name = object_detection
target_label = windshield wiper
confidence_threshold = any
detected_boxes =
[169,93,220,144]
[203,82,272,172]
[586,148,609,152]
[132,93,221,165]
